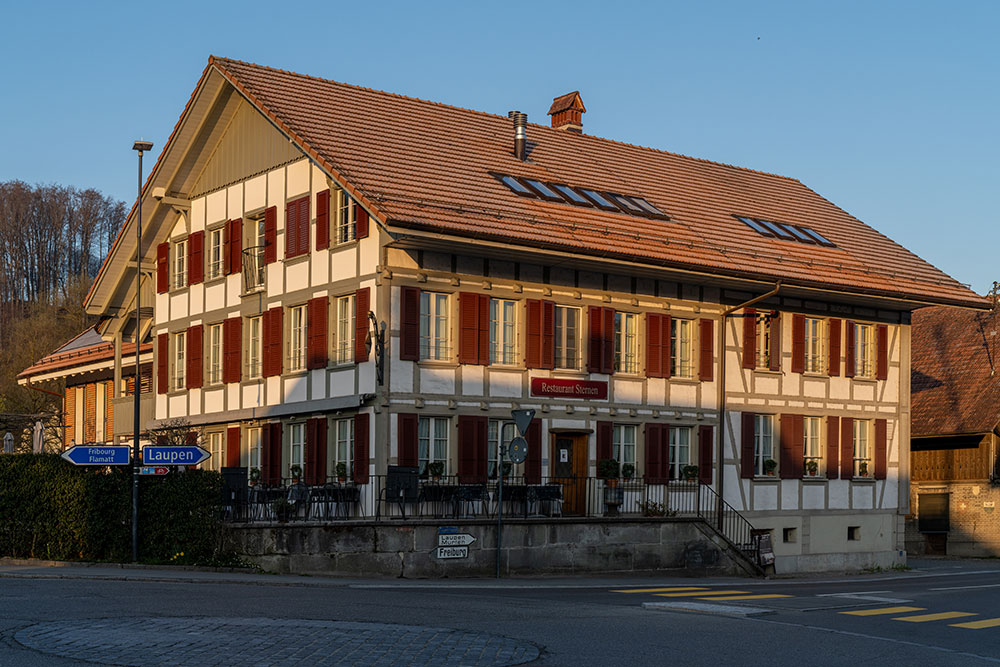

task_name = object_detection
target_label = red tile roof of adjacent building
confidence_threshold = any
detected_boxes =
[911,304,1000,436]
[17,327,150,381]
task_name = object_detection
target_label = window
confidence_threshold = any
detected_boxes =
[73,388,84,444]
[205,432,223,471]
[490,298,517,365]
[803,416,822,476]
[555,305,580,369]
[419,292,450,361]
[613,424,637,469]
[334,418,354,479]
[247,427,262,476]
[854,323,875,378]
[248,213,265,249]
[333,294,355,364]
[498,174,534,196]
[418,416,449,476]
[494,174,669,220]
[607,192,645,214]
[853,419,873,477]
[171,332,186,390]
[630,197,667,218]
[754,415,775,476]
[289,422,305,474]
[207,227,224,279]
[756,312,775,370]
[670,318,693,378]
[551,183,591,205]
[668,426,692,480]
[288,305,307,372]
[614,312,638,373]
[335,187,356,244]
[523,178,562,201]
[488,420,516,479]
[208,323,223,385]
[247,316,263,379]
[804,317,824,373]
[580,188,618,210]
[244,214,266,291]
[172,239,187,289]
[736,215,836,248]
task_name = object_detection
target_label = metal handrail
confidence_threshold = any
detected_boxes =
[242,245,265,293]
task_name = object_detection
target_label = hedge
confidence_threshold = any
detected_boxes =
[0,454,227,564]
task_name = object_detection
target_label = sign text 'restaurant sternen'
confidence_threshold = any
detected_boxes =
[529,378,608,400]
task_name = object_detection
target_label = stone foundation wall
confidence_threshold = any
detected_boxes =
[908,481,1000,557]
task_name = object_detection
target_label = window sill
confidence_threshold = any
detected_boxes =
[242,377,264,385]
[329,360,358,370]
[667,376,700,384]
[753,369,782,376]
[241,287,266,298]
[168,285,187,295]
[167,388,187,396]
[489,364,522,371]
[204,274,226,285]
[284,252,309,265]
[753,475,780,482]
[850,476,876,483]
[330,239,359,250]
[802,475,828,483]
[418,360,459,368]
[851,377,879,384]
[552,367,586,376]
[612,371,644,379]
[801,372,828,379]
[285,368,308,378]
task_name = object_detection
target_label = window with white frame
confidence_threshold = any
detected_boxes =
[853,419,873,477]
[804,317,824,373]
[803,416,822,476]
[671,318,693,378]
[488,419,516,479]
[555,305,580,369]
[755,312,775,369]
[247,213,266,250]
[613,424,637,469]
[854,323,875,378]
[172,239,187,289]
[668,426,693,480]
[247,427,262,477]
[171,332,186,390]
[614,312,638,373]
[73,388,84,444]
[335,188,356,245]
[288,305,307,372]
[334,418,354,479]
[247,316,263,379]
[205,432,223,471]
[207,227,224,279]
[333,294,355,364]
[490,298,517,365]
[288,423,305,476]
[208,323,223,385]
[419,292,450,361]
[418,416,449,476]
[754,415,775,476]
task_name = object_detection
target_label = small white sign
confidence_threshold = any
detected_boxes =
[559,449,569,463]
[435,546,469,559]
[438,533,476,547]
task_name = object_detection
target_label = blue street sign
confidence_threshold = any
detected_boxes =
[142,446,210,466]
[61,445,131,466]
[438,526,458,535]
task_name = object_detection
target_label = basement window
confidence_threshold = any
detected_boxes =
[783,527,797,543]
[848,526,861,541]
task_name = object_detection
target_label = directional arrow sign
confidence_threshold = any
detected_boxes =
[139,466,170,476]
[142,446,210,466]
[435,546,469,559]
[511,409,535,436]
[438,533,476,547]
[61,445,131,466]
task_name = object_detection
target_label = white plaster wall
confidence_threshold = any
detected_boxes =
[422,367,456,395]
[490,371,522,398]
[828,481,850,509]
[266,376,281,406]
[330,368,356,397]
[310,369,326,399]
[462,365,484,396]
[669,382,697,408]
[780,480,798,510]
[284,376,307,404]
[169,293,188,320]
[286,160,309,198]
[753,484,778,511]
[206,190,227,223]
[614,379,643,404]
[802,484,825,510]
[242,383,263,409]
[204,388,224,413]
[188,388,202,416]
[852,484,875,510]
[168,394,187,417]
[331,246,357,282]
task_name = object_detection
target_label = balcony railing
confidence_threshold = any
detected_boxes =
[242,245,265,293]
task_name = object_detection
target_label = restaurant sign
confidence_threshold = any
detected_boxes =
[529,378,608,400]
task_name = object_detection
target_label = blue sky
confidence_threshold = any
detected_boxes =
[2,1,997,295]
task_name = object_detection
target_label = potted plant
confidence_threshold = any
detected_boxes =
[249,467,261,486]
[763,459,778,476]
[858,461,869,478]
[682,464,699,481]
[621,463,636,482]
[805,460,819,477]
[598,459,620,487]
[290,464,302,484]
[501,461,512,480]
[335,462,348,483]
[272,497,293,523]
[427,460,445,482]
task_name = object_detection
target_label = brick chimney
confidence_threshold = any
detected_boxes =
[548,91,586,133]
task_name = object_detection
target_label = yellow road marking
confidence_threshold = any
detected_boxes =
[655,590,749,597]
[894,611,977,623]
[611,587,708,594]
[701,594,793,601]
[841,606,926,616]
[951,618,1000,629]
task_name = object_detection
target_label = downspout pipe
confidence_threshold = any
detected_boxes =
[715,281,781,530]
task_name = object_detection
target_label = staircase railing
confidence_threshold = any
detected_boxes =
[695,483,760,566]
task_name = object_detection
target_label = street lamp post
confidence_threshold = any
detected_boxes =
[131,140,153,563]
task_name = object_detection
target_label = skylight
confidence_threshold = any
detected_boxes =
[736,215,837,248]
[579,189,619,210]
[499,175,533,195]
[551,183,591,205]
[492,172,670,221]
[524,179,562,201]
[607,193,645,214]
[631,197,667,217]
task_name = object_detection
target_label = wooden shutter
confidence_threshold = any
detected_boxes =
[874,418,888,480]
[457,415,487,484]
[223,317,241,383]
[188,231,204,285]
[602,307,615,374]
[228,218,243,275]
[699,318,714,381]
[525,299,542,369]
[840,417,854,479]
[541,300,555,370]
[644,425,666,483]
[84,384,96,443]
[596,421,613,470]
[459,292,489,365]
[263,208,276,264]
[826,417,840,479]
[646,313,664,378]
[742,308,756,369]
[876,324,889,380]
[791,314,805,374]
[844,320,856,378]
[263,307,283,378]
[698,425,713,484]
[740,412,755,478]
[355,205,369,239]
[307,297,328,370]
[525,419,542,484]
[226,426,241,467]
[156,242,169,293]
[828,318,841,377]
[354,413,370,483]
[223,221,232,275]
[588,306,603,373]
[588,306,614,374]
[157,333,168,394]
[399,286,421,361]
[186,325,203,389]
[307,418,327,485]
[262,422,282,486]
[768,312,781,371]
[355,287,370,363]
[285,199,297,259]
[397,413,418,467]
[315,189,330,251]
[779,414,795,479]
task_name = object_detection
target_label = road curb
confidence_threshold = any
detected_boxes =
[643,601,776,617]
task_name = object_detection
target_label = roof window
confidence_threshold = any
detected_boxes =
[498,174,535,196]
[736,215,836,248]
[550,183,591,206]
[523,178,563,201]
[493,172,670,221]
[579,188,619,211]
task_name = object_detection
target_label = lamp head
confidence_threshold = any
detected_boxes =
[132,140,153,152]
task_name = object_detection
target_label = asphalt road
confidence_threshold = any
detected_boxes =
[1,557,999,665]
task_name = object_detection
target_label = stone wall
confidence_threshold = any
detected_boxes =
[908,481,1000,557]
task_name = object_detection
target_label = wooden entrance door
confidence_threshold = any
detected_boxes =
[552,434,588,515]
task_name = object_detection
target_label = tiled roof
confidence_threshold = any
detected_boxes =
[911,304,1000,436]
[198,58,985,308]
[17,327,150,380]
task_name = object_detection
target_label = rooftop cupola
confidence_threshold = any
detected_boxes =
[548,91,586,133]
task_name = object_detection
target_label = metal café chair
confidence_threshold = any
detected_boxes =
[376,466,420,520]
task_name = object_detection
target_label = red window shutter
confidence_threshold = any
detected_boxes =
[261,208,276,264]
[355,287,370,363]
[644,425,665,483]
[742,308,757,369]
[740,412,755,478]
[223,317,241,383]
[587,306,603,373]
[698,425,713,484]
[186,325,203,389]
[477,294,490,365]
[262,422,282,486]
[541,300,555,370]
[397,413,418,467]
[699,318,714,381]
[307,297,329,370]
[844,320,856,378]
[525,419,542,484]
[779,414,796,479]
[596,421,613,470]
[876,324,889,380]
[263,307,283,378]
[315,189,330,250]
[828,318,841,377]
[305,418,317,484]
[284,200,297,259]
[791,314,805,374]
[355,205,369,239]
[459,292,486,365]
[840,417,854,479]
[156,242,169,293]
[261,423,273,484]
[354,413,369,484]
[188,231,204,285]
[223,221,232,275]
[874,418,887,480]
[457,415,479,483]
[399,286,421,361]
[157,333,168,394]
[229,218,243,275]
[661,314,672,378]
[299,197,311,256]
[826,417,840,479]
[769,312,781,372]
[309,418,328,485]
[602,307,615,374]
[226,426,241,467]
[792,415,804,478]
[646,313,663,378]
[525,299,541,369]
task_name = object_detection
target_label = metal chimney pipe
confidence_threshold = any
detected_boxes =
[508,111,527,161]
